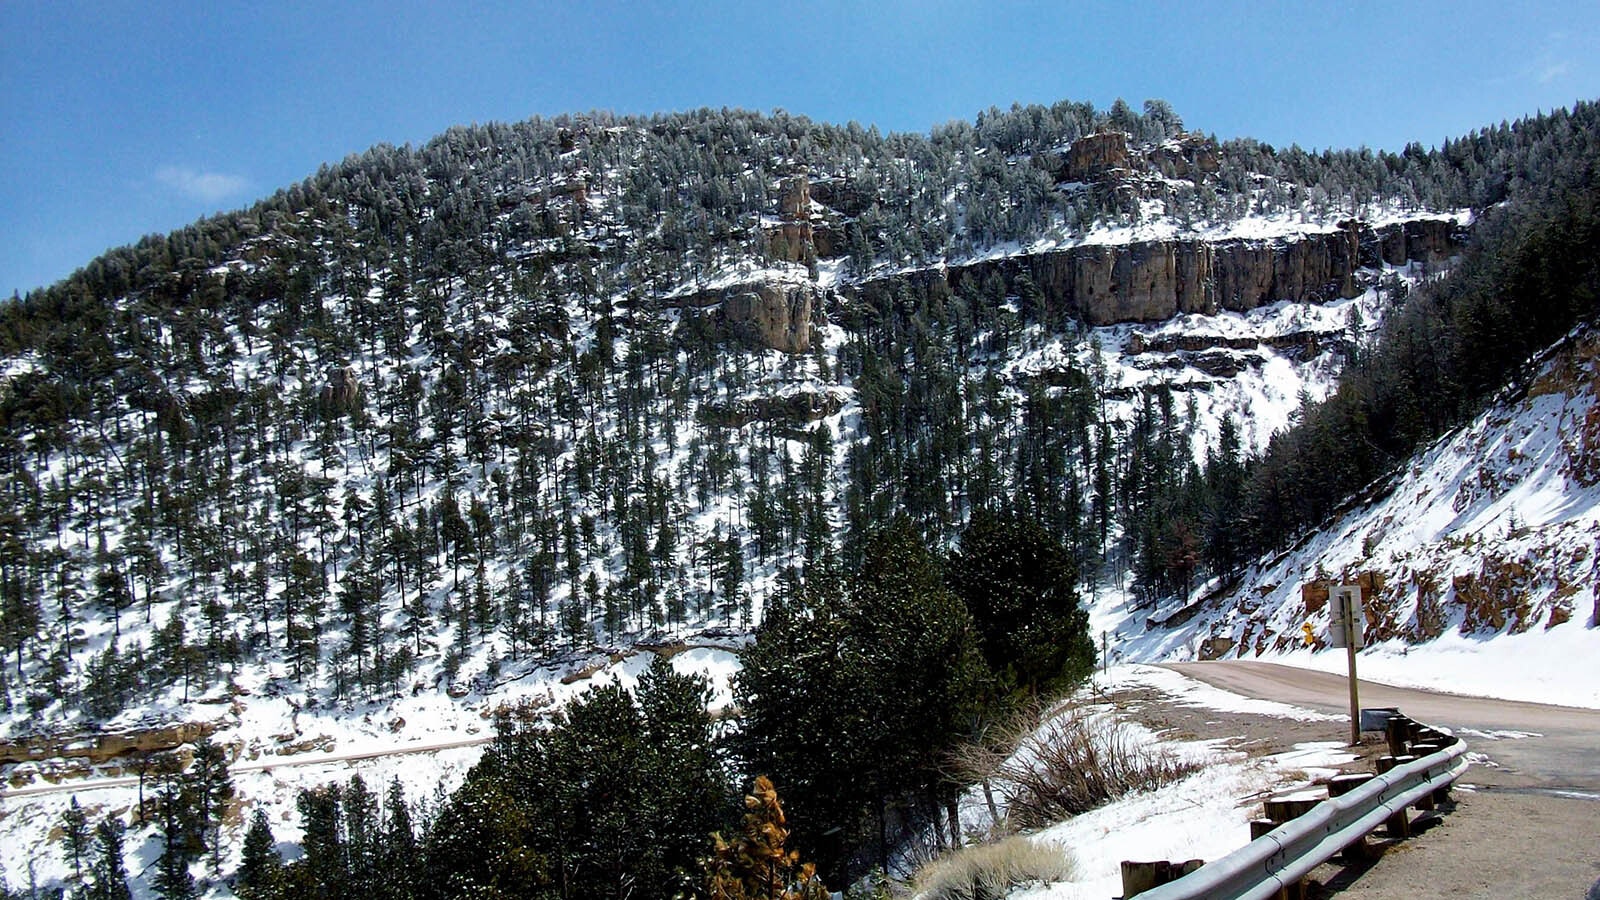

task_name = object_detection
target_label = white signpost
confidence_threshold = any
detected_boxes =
[1328,584,1364,744]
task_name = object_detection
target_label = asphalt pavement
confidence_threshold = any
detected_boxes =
[1166,660,1600,899]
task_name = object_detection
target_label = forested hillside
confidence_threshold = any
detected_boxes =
[1,96,1597,899]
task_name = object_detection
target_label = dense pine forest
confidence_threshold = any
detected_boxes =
[2,96,1598,898]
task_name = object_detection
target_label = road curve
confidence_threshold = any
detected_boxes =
[1167,660,1600,899]
[1166,660,1600,793]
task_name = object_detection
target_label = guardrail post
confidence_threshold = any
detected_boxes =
[1407,743,1442,810]
[1258,793,1318,899]
[1121,859,1204,897]
[1327,774,1377,860]
[1264,792,1321,824]
[1126,720,1467,900]
[1248,815,1305,898]
[1385,715,1409,757]
[1376,754,1415,773]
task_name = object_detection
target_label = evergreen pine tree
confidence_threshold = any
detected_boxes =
[187,738,234,871]
[235,809,284,900]
[947,507,1094,697]
[89,819,133,900]
[62,797,90,886]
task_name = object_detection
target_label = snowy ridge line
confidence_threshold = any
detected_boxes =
[1138,729,1469,900]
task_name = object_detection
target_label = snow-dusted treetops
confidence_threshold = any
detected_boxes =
[0,96,1596,732]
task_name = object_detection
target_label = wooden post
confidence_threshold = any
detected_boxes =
[1385,804,1411,838]
[1432,780,1454,806]
[1264,791,1322,824]
[1330,584,1364,745]
[1328,774,1377,859]
[1120,860,1169,897]
[1328,773,1375,795]
[1400,742,1442,811]
[1385,716,1409,757]
[1345,617,1361,746]
[1121,859,1204,897]
[1376,754,1416,836]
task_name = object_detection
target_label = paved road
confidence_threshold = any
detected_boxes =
[1167,661,1600,899]
[1167,660,1600,793]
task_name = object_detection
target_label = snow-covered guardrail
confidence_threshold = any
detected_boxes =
[1130,719,1469,900]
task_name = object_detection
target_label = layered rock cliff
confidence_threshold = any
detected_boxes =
[863,217,1465,327]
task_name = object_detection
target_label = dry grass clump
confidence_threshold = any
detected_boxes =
[995,704,1202,830]
[911,835,1075,900]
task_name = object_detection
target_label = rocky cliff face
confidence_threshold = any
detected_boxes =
[1050,130,1221,187]
[871,217,1465,327]
[1060,131,1133,182]
[1147,133,1222,181]
[764,173,851,263]
[682,280,817,353]
[765,173,837,264]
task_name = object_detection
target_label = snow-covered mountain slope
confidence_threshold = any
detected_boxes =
[1104,326,1600,708]
[4,97,1598,897]
[0,216,1442,898]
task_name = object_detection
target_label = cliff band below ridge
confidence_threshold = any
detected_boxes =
[870,217,1464,327]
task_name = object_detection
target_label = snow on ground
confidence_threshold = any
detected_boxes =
[1274,624,1600,709]
[951,665,1357,900]
[0,645,743,898]
[1089,325,1600,712]
[1098,665,1343,722]
[956,206,1471,264]
[1016,742,1353,900]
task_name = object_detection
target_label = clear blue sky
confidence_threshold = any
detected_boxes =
[3,1,1596,297]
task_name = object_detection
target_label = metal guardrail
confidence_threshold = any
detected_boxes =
[1135,738,1470,900]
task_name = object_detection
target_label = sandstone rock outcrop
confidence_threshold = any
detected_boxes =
[1061,131,1132,182]
[873,217,1464,328]
[1147,133,1222,181]
[766,221,815,264]
[777,174,810,219]
[707,281,816,353]
[808,178,875,217]
[319,365,362,416]
[1369,218,1461,267]
[0,721,218,767]
[765,173,824,265]
[699,390,844,428]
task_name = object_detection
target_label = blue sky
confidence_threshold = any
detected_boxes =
[3,1,1596,297]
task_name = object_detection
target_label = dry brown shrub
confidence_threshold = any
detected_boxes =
[990,702,1202,831]
[911,835,1075,900]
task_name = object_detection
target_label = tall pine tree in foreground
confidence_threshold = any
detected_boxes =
[88,819,133,900]
[419,655,725,899]
[737,521,988,881]
[235,808,284,900]
[947,506,1094,698]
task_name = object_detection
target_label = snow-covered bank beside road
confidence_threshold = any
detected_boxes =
[940,665,1358,899]
[1274,625,1600,710]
